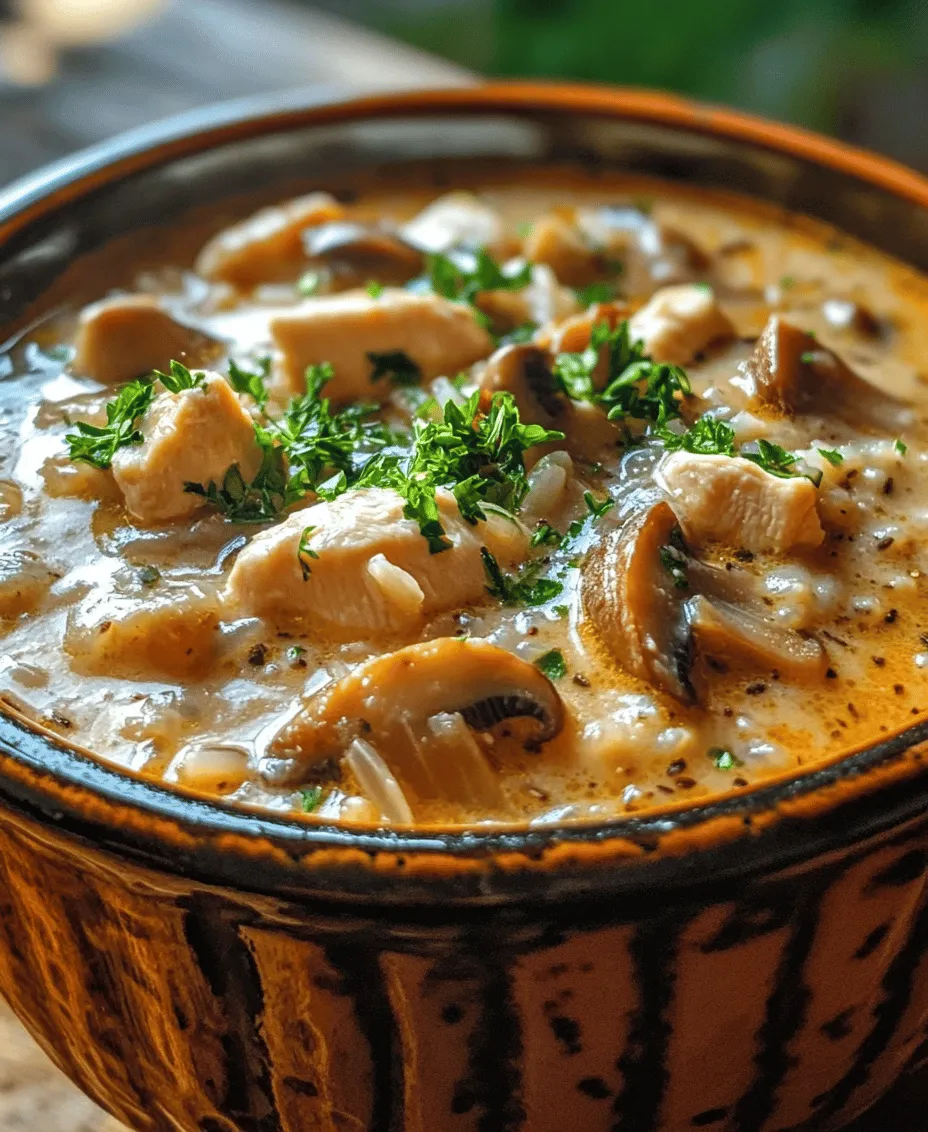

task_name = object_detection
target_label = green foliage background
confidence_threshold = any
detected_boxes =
[324,0,926,136]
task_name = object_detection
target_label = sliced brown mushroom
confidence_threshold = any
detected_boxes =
[581,499,827,703]
[303,221,424,286]
[479,342,621,462]
[481,343,567,429]
[736,315,912,433]
[264,638,565,810]
[576,207,709,287]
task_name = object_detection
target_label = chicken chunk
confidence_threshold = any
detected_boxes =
[402,192,506,255]
[195,192,346,288]
[657,452,824,554]
[270,289,493,401]
[629,284,734,366]
[523,213,602,287]
[0,551,57,618]
[111,372,262,524]
[71,296,222,386]
[223,486,529,638]
[65,587,220,679]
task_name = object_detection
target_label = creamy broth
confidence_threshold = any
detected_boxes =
[2,168,928,828]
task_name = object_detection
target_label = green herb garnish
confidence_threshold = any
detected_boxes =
[481,548,563,606]
[662,417,736,457]
[366,280,384,299]
[298,525,320,580]
[553,319,691,428]
[137,564,161,586]
[300,786,323,812]
[65,377,156,468]
[154,359,204,393]
[573,281,619,307]
[228,357,271,409]
[535,649,567,680]
[741,438,801,479]
[184,449,289,524]
[818,447,844,467]
[711,747,744,771]
[658,526,690,590]
[895,438,908,456]
[424,247,532,309]
[583,491,614,521]
[531,522,563,548]
[297,270,322,297]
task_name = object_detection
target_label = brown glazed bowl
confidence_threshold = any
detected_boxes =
[2,83,928,1132]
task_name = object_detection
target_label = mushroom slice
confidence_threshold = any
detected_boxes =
[479,343,620,464]
[582,499,693,700]
[735,315,912,433]
[683,593,825,682]
[581,499,827,703]
[303,221,424,286]
[195,192,346,288]
[266,638,565,804]
[481,343,567,428]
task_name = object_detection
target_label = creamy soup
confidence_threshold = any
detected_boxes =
[1,168,927,828]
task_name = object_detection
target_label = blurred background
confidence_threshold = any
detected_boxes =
[1,0,928,187]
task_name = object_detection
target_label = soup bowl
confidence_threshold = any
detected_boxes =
[2,83,928,1132]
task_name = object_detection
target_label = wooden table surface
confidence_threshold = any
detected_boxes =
[0,2,926,1129]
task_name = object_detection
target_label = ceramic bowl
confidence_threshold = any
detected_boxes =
[2,84,928,1132]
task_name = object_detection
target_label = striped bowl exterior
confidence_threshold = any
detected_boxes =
[0,800,926,1132]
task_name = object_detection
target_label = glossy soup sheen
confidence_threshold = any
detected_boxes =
[1,166,927,830]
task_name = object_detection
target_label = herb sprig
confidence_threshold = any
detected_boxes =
[553,319,691,429]
[65,378,156,468]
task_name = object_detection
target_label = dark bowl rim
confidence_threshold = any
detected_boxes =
[3,80,928,896]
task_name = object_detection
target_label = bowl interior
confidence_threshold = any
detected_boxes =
[2,86,928,898]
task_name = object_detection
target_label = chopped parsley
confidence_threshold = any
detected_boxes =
[895,438,908,456]
[366,280,384,299]
[423,247,532,309]
[583,491,614,521]
[298,525,320,580]
[710,747,744,771]
[553,319,691,429]
[361,390,563,552]
[300,786,324,812]
[499,322,538,346]
[818,447,844,467]
[368,349,422,387]
[481,548,563,606]
[184,450,289,524]
[662,416,736,457]
[65,376,156,468]
[154,360,204,393]
[663,416,819,484]
[137,564,161,586]
[741,438,802,479]
[287,644,307,663]
[297,270,322,297]
[535,649,567,680]
[228,357,271,409]
[574,281,619,307]
[531,522,563,548]
[800,351,817,365]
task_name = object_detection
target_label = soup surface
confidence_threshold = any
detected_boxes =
[2,168,928,828]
